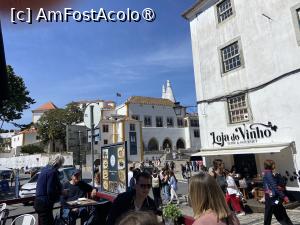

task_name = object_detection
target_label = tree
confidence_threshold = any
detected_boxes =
[21,144,44,154]
[0,65,35,129]
[37,109,66,153]
[36,104,83,152]
[64,102,83,124]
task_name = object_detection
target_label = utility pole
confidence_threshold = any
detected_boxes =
[90,105,95,187]
[78,130,82,171]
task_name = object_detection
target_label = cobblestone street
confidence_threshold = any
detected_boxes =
[180,204,300,225]
[238,210,300,225]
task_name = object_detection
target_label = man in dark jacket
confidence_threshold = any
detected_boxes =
[263,160,293,225]
[61,169,97,225]
[106,172,157,225]
[34,154,65,225]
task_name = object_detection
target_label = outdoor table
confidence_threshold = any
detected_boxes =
[65,198,109,225]
[66,198,102,208]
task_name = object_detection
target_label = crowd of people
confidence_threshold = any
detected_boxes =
[128,161,180,207]
[31,154,294,225]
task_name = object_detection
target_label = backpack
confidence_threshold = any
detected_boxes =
[152,176,160,188]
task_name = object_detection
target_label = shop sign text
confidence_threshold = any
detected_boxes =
[210,122,278,147]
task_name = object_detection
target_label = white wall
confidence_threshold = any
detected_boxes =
[190,0,300,103]
[24,132,40,145]
[11,134,23,149]
[128,103,200,152]
[33,112,43,123]
[189,0,300,189]
[0,153,73,169]
[142,127,189,150]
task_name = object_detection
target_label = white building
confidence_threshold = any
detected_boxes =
[10,102,63,155]
[70,81,201,163]
[32,101,58,123]
[0,131,14,151]
[10,127,42,155]
[183,0,300,198]
[116,80,201,161]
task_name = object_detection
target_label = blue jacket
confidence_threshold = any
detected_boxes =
[263,170,285,200]
[36,165,61,205]
[169,176,178,191]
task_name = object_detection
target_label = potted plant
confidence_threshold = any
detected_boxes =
[162,203,183,225]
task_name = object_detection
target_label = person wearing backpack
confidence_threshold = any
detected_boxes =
[152,170,162,208]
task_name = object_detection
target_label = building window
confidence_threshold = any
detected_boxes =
[194,129,200,138]
[221,41,241,73]
[177,118,184,127]
[130,124,135,131]
[291,4,300,46]
[132,115,140,121]
[167,117,174,127]
[36,135,40,140]
[228,94,249,124]
[156,116,163,127]
[104,139,108,145]
[190,119,199,127]
[103,124,109,133]
[130,135,136,143]
[144,116,152,127]
[217,0,233,23]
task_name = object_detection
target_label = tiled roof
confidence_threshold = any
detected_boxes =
[126,96,175,107]
[73,100,104,104]
[32,102,58,112]
[18,127,37,135]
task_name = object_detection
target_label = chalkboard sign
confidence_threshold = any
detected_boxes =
[101,142,128,194]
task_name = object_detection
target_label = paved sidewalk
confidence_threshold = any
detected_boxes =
[179,204,300,225]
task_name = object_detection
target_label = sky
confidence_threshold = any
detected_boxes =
[1,0,197,130]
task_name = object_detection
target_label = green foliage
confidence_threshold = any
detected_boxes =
[36,103,83,151]
[36,109,66,150]
[21,144,44,154]
[0,66,35,128]
[162,204,182,221]
[64,102,83,124]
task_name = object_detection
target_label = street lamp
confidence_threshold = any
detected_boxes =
[173,102,198,116]
[173,102,184,116]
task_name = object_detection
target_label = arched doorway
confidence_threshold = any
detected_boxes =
[147,138,159,151]
[162,138,172,151]
[176,139,185,150]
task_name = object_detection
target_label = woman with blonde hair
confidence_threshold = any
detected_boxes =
[189,172,240,225]
[117,211,159,225]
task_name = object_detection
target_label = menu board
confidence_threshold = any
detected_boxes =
[101,143,127,194]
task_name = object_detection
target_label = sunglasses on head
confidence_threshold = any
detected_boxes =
[139,184,152,189]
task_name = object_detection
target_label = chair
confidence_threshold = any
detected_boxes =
[0,203,6,212]
[0,203,7,225]
[10,214,36,225]
[0,209,9,225]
